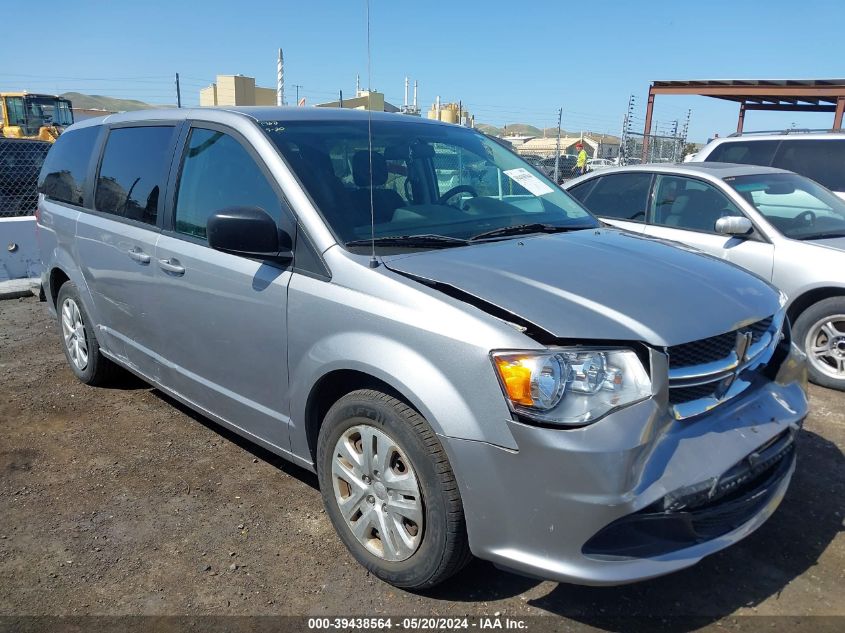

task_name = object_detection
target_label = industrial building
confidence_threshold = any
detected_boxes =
[316,89,399,112]
[427,97,474,127]
[316,76,422,114]
[200,74,277,107]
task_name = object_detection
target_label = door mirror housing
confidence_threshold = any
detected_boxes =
[207,206,293,262]
[714,215,753,237]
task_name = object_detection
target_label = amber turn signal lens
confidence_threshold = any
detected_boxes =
[494,357,534,406]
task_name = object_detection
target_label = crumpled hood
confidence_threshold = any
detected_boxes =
[384,229,780,347]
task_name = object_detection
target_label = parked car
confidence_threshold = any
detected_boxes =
[566,162,845,390]
[37,108,806,589]
[540,154,578,181]
[520,153,552,177]
[692,130,845,200]
[586,158,614,172]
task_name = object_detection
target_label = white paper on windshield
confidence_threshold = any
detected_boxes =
[503,168,554,196]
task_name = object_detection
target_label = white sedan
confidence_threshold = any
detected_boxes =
[586,158,614,172]
[565,162,845,391]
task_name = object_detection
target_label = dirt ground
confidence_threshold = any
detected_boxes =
[1,295,843,627]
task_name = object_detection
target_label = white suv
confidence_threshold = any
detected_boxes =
[692,131,845,200]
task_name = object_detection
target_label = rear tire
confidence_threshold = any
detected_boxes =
[793,297,845,391]
[317,389,472,589]
[56,281,117,386]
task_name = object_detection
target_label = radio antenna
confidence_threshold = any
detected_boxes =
[365,0,378,268]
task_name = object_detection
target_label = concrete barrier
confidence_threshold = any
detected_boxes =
[1,216,41,282]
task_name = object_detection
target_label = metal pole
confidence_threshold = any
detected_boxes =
[339,90,343,108]
[554,108,562,183]
[834,96,845,130]
[642,87,655,162]
[175,73,181,108]
[293,84,303,105]
[737,102,746,133]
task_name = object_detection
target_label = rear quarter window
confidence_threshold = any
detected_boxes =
[704,140,779,166]
[37,126,100,206]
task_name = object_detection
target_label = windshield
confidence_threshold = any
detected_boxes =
[4,96,73,134]
[725,173,845,240]
[260,118,598,249]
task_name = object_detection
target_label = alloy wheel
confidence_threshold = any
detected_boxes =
[805,314,845,379]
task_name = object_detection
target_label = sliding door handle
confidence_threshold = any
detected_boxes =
[158,258,185,275]
[127,248,150,264]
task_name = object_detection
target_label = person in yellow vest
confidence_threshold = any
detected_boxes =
[575,143,588,176]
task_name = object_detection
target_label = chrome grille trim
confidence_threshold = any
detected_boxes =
[668,330,773,382]
[666,312,784,420]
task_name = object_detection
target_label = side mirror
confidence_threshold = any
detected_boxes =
[715,215,753,237]
[207,206,293,262]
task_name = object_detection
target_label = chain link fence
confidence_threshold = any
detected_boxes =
[0,138,51,217]
[619,133,685,165]
[520,154,583,183]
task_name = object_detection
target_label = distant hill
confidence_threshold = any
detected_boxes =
[477,123,546,137]
[61,92,171,112]
[477,122,620,143]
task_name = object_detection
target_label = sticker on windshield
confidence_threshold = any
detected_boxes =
[503,168,554,196]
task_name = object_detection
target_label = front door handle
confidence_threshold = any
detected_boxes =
[127,248,150,264]
[158,258,185,276]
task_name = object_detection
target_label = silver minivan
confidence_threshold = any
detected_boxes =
[37,107,808,589]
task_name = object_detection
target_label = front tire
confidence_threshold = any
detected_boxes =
[317,389,471,589]
[56,281,117,386]
[793,297,845,390]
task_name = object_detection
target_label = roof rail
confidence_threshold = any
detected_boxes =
[727,128,842,137]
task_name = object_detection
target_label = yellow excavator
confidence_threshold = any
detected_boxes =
[0,92,73,142]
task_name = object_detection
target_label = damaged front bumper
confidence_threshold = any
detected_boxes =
[445,341,808,586]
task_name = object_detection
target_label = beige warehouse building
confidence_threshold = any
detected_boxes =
[200,75,277,107]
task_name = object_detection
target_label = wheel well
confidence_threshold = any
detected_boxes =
[304,369,406,463]
[787,287,845,326]
[48,268,70,309]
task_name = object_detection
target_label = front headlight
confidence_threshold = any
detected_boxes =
[492,348,652,426]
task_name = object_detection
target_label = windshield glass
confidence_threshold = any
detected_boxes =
[725,173,845,240]
[4,96,73,134]
[260,118,598,249]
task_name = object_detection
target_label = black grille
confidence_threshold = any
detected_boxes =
[668,316,773,369]
[668,382,719,404]
[749,316,774,341]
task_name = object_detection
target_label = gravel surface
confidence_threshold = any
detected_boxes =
[1,296,843,625]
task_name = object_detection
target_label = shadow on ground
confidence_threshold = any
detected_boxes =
[150,388,320,488]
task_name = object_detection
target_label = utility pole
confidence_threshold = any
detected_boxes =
[175,73,182,108]
[554,107,562,184]
[293,84,304,105]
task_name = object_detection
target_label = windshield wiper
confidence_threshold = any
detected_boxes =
[469,223,588,241]
[345,234,469,248]
[799,232,845,241]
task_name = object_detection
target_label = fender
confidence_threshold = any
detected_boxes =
[287,331,519,464]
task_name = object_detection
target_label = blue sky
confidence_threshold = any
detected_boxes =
[2,0,842,142]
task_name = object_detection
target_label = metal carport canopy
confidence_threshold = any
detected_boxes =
[641,79,845,158]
